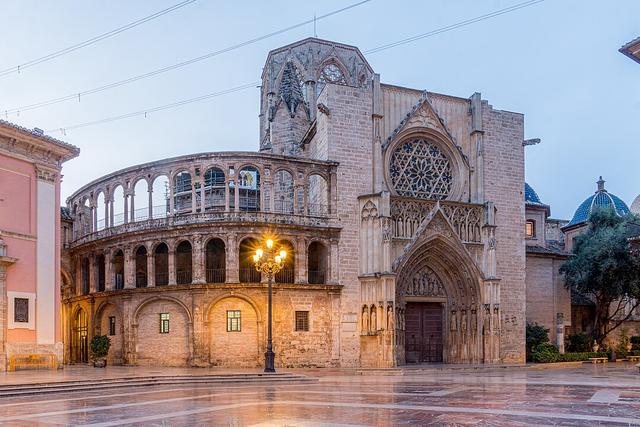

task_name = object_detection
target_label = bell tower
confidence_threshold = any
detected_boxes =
[259,38,373,158]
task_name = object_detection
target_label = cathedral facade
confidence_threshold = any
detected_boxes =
[61,38,528,368]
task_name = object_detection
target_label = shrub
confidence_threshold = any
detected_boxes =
[630,335,640,346]
[531,342,559,363]
[90,335,111,359]
[526,323,550,360]
[566,333,591,352]
[557,352,608,362]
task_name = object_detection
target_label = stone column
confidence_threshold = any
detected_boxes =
[169,177,175,214]
[105,249,113,290]
[295,238,307,284]
[168,245,177,285]
[147,249,155,287]
[224,179,230,212]
[329,238,339,284]
[192,235,205,284]
[104,198,110,228]
[124,247,135,289]
[148,186,153,219]
[109,198,114,227]
[89,253,97,293]
[226,233,238,283]
[123,192,129,224]
[234,178,240,212]
[199,178,206,213]
[91,205,97,232]
[129,192,135,222]
[191,177,197,214]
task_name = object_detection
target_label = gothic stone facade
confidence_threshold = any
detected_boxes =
[62,38,530,367]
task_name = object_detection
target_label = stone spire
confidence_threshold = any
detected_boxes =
[279,61,305,117]
[597,176,605,192]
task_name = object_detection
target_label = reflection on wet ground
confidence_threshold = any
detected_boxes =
[0,363,639,426]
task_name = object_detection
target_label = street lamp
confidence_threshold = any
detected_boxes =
[253,238,286,373]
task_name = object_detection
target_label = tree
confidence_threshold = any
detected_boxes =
[560,208,640,346]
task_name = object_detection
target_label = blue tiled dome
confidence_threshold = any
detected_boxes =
[525,182,542,204]
[567,177,630,227]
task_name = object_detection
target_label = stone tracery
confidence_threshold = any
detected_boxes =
[389,138,453,200]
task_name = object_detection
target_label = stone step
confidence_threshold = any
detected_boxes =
[0,373,316,397]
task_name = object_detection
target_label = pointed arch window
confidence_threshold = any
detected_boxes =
[317,62,347,96]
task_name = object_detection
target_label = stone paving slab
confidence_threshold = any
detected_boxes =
[0,363,638,425]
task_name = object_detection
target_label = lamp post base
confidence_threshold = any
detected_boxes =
[264,350,276,373]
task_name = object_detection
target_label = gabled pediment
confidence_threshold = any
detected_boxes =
[392,204,485,280]
[383,91,459,152]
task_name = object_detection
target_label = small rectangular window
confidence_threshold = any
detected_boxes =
[525,220,535,238]
[14,298,29,323]
[159,313,170,334]
[295,311,309,332]
[227,310,241,332]
[108,316,116,336]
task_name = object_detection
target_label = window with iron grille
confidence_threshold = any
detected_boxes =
[295,311,309,331]
[14,298,28,323]
[159,313,170,334]
[108,316,116,336]
[227,310,241,332]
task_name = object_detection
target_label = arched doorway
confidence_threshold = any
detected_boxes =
[135,298,190,366]
[395,235,483,365]
[208,297,260,367]
[71,308,88,363]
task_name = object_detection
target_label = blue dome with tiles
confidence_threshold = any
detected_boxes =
[567,177,630,227]
[525,182,542,204]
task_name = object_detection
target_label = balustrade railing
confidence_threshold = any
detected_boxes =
[206,268,226,283]
[176,270,192,285]
[308,270,326,284]
[275,269,294,284]
[240,268,261,283]
[155,272,169,286]
[135,273,147,288]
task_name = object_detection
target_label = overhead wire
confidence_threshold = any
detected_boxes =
[43,0,543,135]
[0,0,197,77]
[3,0,371,116]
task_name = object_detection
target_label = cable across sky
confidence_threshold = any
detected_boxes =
[45,0,543,135]
[0,0,197,78]
[3,0,372,117]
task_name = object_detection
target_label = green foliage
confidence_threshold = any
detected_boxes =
[90,335,111,359]
[531,343,559,363]
[559,209,640,344]
[631,335,640,349]
[617,330,631,357]
[557,352,609,362]
[526,323,550,360]
[566,333,591,352]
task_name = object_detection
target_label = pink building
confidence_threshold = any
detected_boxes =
[0,120,79,370]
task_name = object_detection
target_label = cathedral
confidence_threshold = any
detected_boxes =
[57,37,628,369]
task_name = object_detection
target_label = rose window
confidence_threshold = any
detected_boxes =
[389,138,453,200]
[318,63,347,85]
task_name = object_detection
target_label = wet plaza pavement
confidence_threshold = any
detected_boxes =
[0,363,639,426]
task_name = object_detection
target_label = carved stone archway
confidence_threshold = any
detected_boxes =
[393,209,486,365]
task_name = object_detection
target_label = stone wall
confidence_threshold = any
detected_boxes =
[318,83,374,366]
[482,105,526,363]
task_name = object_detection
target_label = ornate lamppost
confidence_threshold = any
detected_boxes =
[253,238,287,373]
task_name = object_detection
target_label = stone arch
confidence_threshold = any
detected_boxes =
[394,231,484,365]
[206,294,261,367]
[132,296,192,366]
[94,301,124,364]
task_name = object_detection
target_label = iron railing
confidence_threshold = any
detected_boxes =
[206,268,226,283]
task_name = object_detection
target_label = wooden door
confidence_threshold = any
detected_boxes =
[405,302,443,363]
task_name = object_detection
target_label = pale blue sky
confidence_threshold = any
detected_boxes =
[2,0,638,220]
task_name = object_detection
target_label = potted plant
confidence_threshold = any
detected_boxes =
[90,335,111,367]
